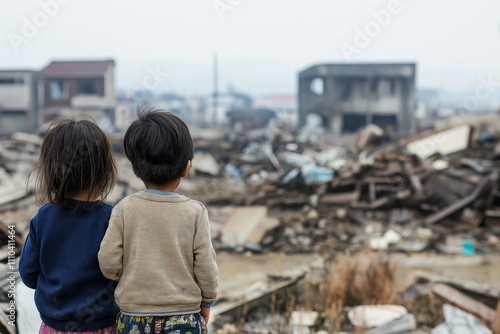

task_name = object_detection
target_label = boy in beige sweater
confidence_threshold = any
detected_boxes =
[98,108,218,334]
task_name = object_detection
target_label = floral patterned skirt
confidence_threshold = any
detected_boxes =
[117,313,207,334]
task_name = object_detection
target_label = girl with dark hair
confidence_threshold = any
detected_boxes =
[19,116,119,334]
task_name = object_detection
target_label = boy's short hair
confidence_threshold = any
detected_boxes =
[31,116,117,206]
[124,107,194,186]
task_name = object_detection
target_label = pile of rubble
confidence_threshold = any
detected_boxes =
[2,115,500,258]
[196,118,500,255]
[0,133,40,212]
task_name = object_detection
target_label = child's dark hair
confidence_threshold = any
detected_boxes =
[30,117,117,206]
[124,107,194,186]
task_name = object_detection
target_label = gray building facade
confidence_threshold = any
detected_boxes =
[0,70,38,134]
[0,60,116,135]
[298,63,416,136]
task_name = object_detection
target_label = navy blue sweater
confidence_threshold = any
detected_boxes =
[19,200,119,331]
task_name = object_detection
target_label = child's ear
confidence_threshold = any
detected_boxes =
[181,160,191,178]
[131,164,136,175]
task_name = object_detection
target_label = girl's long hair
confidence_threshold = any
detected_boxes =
[29,116,117,207]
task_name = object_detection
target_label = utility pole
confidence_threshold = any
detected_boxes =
[213,53,218,124]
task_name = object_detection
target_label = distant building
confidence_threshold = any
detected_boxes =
[0,70,38,134]
[153,93,185,117]
[37,60,116,124]
[254,94,296,112]
[298,63,416,136]
[182,96,206,124]
[415,89,441,131]
[416,89,440,119]
[114,103,135,134]
[254,94,298,127]
[227,108,276,132]
[204,91,252,125]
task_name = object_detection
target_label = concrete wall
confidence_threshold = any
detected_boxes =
[0,71,37,134]
[104,63,115,108]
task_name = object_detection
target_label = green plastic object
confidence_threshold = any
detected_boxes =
[462,240,475,255]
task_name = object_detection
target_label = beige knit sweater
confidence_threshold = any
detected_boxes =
[98,191,218,316]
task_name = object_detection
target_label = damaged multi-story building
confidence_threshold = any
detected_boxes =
[0,60,116,135]
[298,63,416,136]
[37,60,116,124]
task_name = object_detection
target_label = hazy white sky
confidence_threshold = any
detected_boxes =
[1,0,500,97]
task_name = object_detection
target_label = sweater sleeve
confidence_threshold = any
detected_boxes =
[193,206,218,306]
[98,207,124,282]
[19,216,41,289]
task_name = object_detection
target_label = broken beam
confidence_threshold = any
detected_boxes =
[432,283,496,324]
[424,172,497,225]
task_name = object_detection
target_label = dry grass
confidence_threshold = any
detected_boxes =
[308,250,401,331]
[228,250,402,333]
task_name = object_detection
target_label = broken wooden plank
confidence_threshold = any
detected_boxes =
[415,272,500,301]
[320,190,359,204]
[362,176,406,184]
[0,186,27,207]
[221,206,272,248]
[267,197,309,207]
[351,189,411,210]
[459,158,490,174]
[0,221,24,247]
[369,181,376,202]
[484,210,500,227]
[409,174,423,193]
[246,216,280,245]
[347,210,370,226]
[350,195,393,209]
[404,124,472,159]
[211,275,304,320]
[424,172,497,225]
[431,283,496,324]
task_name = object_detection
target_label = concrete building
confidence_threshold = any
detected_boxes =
[182,96,206,125]
[37,60,116,123]
[298,63,416,136]
[0,70,38,135]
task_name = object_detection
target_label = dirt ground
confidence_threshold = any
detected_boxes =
[216,251,500,299]
[393,253,500,290]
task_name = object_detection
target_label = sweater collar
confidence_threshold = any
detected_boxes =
[143,189,179,196]
[134,191,190,202]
